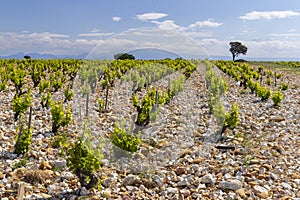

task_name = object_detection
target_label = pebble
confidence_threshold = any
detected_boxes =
[201,174,216,185]
[253,185,269,198]
[236,188,246,198]
[218,179,242,191]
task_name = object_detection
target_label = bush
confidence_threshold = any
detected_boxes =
[272,91,283,106]
[50,101,72,133]
[111,124,141,153]
[12,92,31,120]
[281,83,289,90]
[256,85,271,101]
[14,125,32,155]
[66,137,101,189]
[224,103,239,129]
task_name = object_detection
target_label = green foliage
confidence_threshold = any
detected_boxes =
[50,101,72,133]
[132,93,139,108]
[10,66,26,95]
[51,133,69,148]
[66,137,101,189]
[229,41,248,61]
[12,92,31,120]
[114,53,135,60]
[101,79,109,89]
[66,138,101,175]
[183,64,196,78]
[256,85,271,101]
[266,77,271,86]
[281,83,289,90]
[41,91,52,109]
[14,125,32,155]
[52,76,63,92]
[111,123,141,153]
[272,91,283,106]
[39,79,50,94]
[97,98,105,112]
[170,75,185,96]
[64,86,74,102]
[224,103,239,129]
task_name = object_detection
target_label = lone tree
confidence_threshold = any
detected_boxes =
[114,53,135,60]
[24,55,31,59]
[229,41,247,61]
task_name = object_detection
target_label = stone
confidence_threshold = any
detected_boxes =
[236,188,246,198]
[101,188,112,198]
[102,177,117,188]
[39,161,52,170]
[122,174,138,186]
[166,187,178,194]
[54,159,67,168]
[153,175,163,187]
[249,159,260,165]
[201,174,216,185]
[218,179,242,191]
[253,185,269,198]
[80,187,89,196]
[177,179,188,187]
[281,182,292,190]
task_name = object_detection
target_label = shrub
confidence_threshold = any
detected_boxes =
[111,123,141,153]
[66,137,101,190]
[12,92,31,120]
[272,91,283,106]
[281,83,289,90]
[224,103,239,129]
[50,101,72,133]
[97,99,105,112]
[256,85,271,101]
[14,125,32,155]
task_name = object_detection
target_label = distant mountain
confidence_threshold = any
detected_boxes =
[0,52,88,59]
[1,52,299,61]
[128,48,183,60]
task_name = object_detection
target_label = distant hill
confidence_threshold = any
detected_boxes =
[128,48,184,60]
[1,52,299,61]
[0,52,88,59]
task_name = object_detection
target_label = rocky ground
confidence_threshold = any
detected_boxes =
[0,62,300,199]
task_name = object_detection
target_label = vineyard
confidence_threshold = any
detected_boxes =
[0,59,300,199]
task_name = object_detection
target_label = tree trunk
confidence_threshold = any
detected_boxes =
[232,53,235,61]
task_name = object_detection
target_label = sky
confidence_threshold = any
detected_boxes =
[1,0,300,59]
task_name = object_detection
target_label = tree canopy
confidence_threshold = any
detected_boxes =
[229,42,247,61]
[114,53,135,60]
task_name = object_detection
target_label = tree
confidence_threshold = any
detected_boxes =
[229,42,247,61]
[114,53,135,60]
[24,55,31,59]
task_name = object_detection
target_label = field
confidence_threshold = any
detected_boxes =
[0,59,300,199]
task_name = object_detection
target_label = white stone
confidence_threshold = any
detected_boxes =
[218,179,242,191]
[253,185,269,194]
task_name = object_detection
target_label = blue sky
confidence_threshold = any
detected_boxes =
[1,0,300,59]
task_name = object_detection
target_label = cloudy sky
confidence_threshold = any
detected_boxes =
[1,0,300,59]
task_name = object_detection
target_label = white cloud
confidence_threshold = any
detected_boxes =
[136,12,168,21]
[78,32,114,37]
[188,20,223,28]
[151,19,222,32]
[268,33,300,38]
[112,16,121,22]
[151,20,181,31]
[0,31,101,55]
[240,11,300,20]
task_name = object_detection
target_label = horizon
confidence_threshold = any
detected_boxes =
[1,1,300,60]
